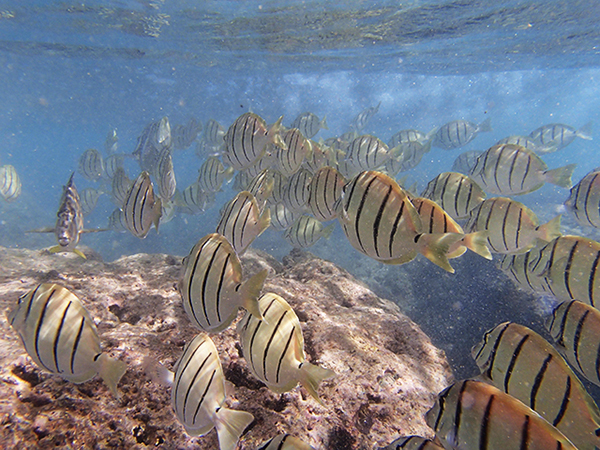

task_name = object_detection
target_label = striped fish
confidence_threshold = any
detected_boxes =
[175,182,212,215]
[111,167,133,207]
[276,128,312,176]
[469,144,576,195]
[171,117,202,150]
[170,333,254,447]
[284,215,334,248]
[335,171,462,272]
[432,118,492,150]
[7,283,127,397]
[302,139,329,174]
[257,434,315,450]
[242,149,277,178]
[527,235,600,307]
[546,300,600,387]
[307,166,345,222]
[216,191,271,255]
[496,249,554,296]
[495,135,557,155]
[384,140,431,175]
[267,170,287,206]
[290,112,328,139]
[237,292,335,401]
[269,203,299,231]
[384,436,444,450]
[388,128,435,148]
[179,233,266,332]
[421,171,486,221]
[223,112,285,171]
[246,169,274,208]
[78,148,104,181]
[232,171,251,193]
[104,128,118,155]
[345,135,398,172]
[451,150,482,174]
[52,173,86,257]
[472,322,600,450]
[122,171,162,239]
[426,379,578,450]
[103,153,125,179]
[197,156,234,193]
[108,208,128,233]
[529,122,592,151]
[464,197,562,254]
[564,168,600,228]
[0,164,21,202]
[282,168,312,213]
[204,119,226,146]
[133,117,172,174]
[79,187,103,216]
[154,148,176,202]
[411,197,491,260]
[350,102,381,132]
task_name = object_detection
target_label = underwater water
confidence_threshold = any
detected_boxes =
[2,0,600,444]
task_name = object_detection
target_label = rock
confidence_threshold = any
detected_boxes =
[0,246,453,449]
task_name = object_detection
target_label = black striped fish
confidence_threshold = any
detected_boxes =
[282,168,312,213]
[269,203,299,231]
[451,150,482,174]
[79,187,103,216]
[284,214,334,248]
[464,197,562,254]
[108,208,127,233]
[302,139,329,174]
[179,233,267,333]
[307,166,345,222]
[384,436,444,450]
[197,156,234,193]
[103,153,125,179]
[216,191,271,255]
[111,167,132,206]
[564,168,600,228]
[345,135,399,172]
[0,164,21,202]
[426,379,578,450]
[171,117,202,150]
[223,112,285,171]
[497,250,554,296]
[527,235,600,307]
[169,333,254,447]
[243,149,277,178]
[546,300,600,387]
[469,144,576,195]
[256,433,315,450]
[154,148,176,202]
[383,140,431,175]
[122,171,162,239]
[432,118,492,150]
[290,112,328,139]
[267,170,287,206]
[350,102,381,133]
[7,283,127,397]
[472,321,600,450]
[204,119,226,146]
[132,117,172,174]
[237,292,335,402]
[335,171,462,272]
[495,134,557,155]
[246,169,274,208]
[78,148,104,181]
[174,182,212,215]
[529,122,592,151]
[276,128,312,176]
[411,197,491,260]
[388,128,435,148]
[421,171,486,221]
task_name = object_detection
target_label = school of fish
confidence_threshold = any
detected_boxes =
[5,104,600,449]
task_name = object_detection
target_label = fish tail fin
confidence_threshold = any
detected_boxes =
[141,356,173,387]
[48,245,63,254]
[536,214,562,242]
[240,269,268,321]
[577,121,593,140]
[322,223,335,239]
[544,163,576,188]
[417,233,464,273]
[478,117,492,133]
[299,362,335,405]
[97,353,127,399]
[153,198,163,232]
[425,127,438,143]
[461,231,493,260]
[269,116,286,149]
[320,115,329,130]
[214,407,254,450]
[73,249,87,259]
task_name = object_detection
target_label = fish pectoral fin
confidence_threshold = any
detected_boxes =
[73,249,87,259]
[26,227,55,233]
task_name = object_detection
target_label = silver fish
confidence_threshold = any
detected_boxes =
[290,112,328,139]
[0,164,21,202]
[529,121,592,151]
[78,148,104,181]
[132,117,172,173]
[7,283,126,397]
[345,134,398,172]
[564,168,600,228]
[104,128,118,155]
[122,171,162,238]
[79,187,103,216]
[282,168,312,213]
[433,118,492,150]
[111,167,133,207]
[172,117,202,150]
[388,128,436,148]
[284,214,334,248]
[103,154,125,180]
[451,150,482,174]
[350,101,381,132]
[175,182,211,215]
[268,203,299,231]
[307,166,345,222]
[204,119,226,146]
[276,128,312,176]
[154,148,176,202]
[421,171,486,221]
[197,157,234,193]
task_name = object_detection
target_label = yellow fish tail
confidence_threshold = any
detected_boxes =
[536,214,562,242]
[214,408,254,450]
[544,163,576,188]
[240,269,268,321]
[97,353,127,399]
[299,361,336,405]
[461,231,493,260]
[417,233,463,273]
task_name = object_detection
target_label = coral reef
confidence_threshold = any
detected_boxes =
[0,246,452,449]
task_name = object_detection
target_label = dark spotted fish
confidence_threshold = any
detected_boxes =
[426,379,578,450]
[7,283,126,397]
[179,233,266,332]
[472,321,600,450]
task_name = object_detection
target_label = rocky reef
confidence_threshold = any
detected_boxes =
[0,246,453,449]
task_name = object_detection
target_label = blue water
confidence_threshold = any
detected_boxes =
[1,0,600,388]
